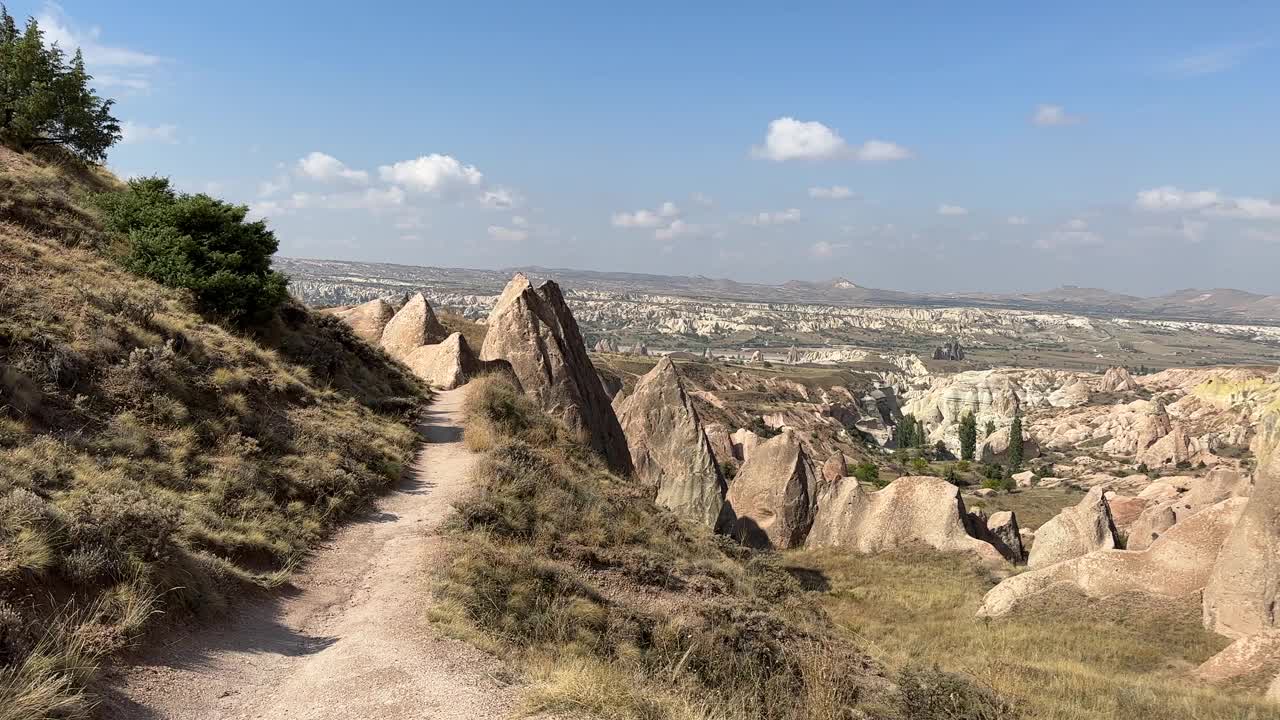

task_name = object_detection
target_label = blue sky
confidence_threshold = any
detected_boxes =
[15,1,1280,294]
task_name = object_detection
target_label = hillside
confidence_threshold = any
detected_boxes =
[0,147,427,717]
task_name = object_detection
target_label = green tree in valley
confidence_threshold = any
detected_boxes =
[959,411,977,461]
[1008,413,1025,471]
[0,8,121,161]
[984,419,996,439]
[96,177,289,324]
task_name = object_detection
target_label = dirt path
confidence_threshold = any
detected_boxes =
[100,387,517,720]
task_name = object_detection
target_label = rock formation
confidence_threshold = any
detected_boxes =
[978,426,1040,464]
[986,511,1024,562]
[380,292,448,362]
[1099,366,1141,393]
[703,424,736,467]
[480,273,632,473]
[807,475,1006,565]
[614,358,728,529]
[749,349,763,363]
[821,452,848,484]
[725,430,817,549]
[730,428,763,462]
[593,338,619,353]
[1203,405,1280,638]
[330,298,395,344]
[1026,487,1118,569]
[932,340,965,361]
[980,497,1246,617]
[402,332,496,390]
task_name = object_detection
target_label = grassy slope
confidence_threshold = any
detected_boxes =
[432,375,1017,720]
[0,147,426,718]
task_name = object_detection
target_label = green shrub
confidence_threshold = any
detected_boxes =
[909,457,929,474]
[894,664,1018,720]
[851,461,881,486]
[95,177,288,324]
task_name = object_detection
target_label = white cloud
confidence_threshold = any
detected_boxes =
[378,154,483,192]
[297,152,369,183]
[745,208,802,226]
[95,73,151,91]
[808,185,855,200]
[1207,196,1280,220]
[1064,218,1089,230]
[1006,215,1028,225]
[612,201,679,228]
[488,225,528,242]
[37,8,161,68]
[258,175,290,198]
[120,121,177,145]
[1032,104,1083,127]
[656,219,702,241]
[752,117,910,162]
[1135,186,1222,211]
[809,240,849,257]
[479,187,523,210]
[246,201,283,221]
[1166,44,1262,77]
[937,204,969,216]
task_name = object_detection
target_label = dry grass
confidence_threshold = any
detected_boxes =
[434,375,1017,719]
[0,149,427,716]
[787,548,1280,720]
[437,310,487,351]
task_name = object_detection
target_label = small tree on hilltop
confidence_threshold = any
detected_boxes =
[0,8,121,161]
[1008,414,1025,471]
[959,412,977,461]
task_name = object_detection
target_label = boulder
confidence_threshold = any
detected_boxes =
[987,511,1024,562]
[1126,499,1179,552]
[1012,470,1036,488]
[725,431,817,549]
[1196,631,1280,686]
[1048,378,1091,408]
[402,332,480,390]
[1099,366,1141,393]
[380,292,448,361]
[821,452,848,484]
[480,274,632,474]
[331,298,395,344]
[730,428,763,462]
[1137,422,1195,468]
[703,424,736,468]
[979,497,1247,617]
[1026,487,1118,569]
[1019,527,1035,552]
[1104,494,1149,534]
[807,475,1006,565]
[749,349,763,363]
[978,427,1040,464]
[614,358,727,529]
[1203,406,1280,638]
[1129,469,1251,551]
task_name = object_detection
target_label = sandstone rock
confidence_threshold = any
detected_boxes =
[987,511,1024,562]
[974,488,996,497]
[1137,422,1195,468]
[1019,527,1035,552]
[1037,477,1064,489]
[978,427,1040,464]
[1099,366,1140,393]
[1104,493,1149,534]
[1026,487,1117,569]
[807,475,1005,565]
[1012,470,1036,488]
[614,358,727,529]
[1196,631,1280,685]
[1049,378,1091,408]
[593,338,618,353]
[1126,499,1179,552]
[331,298,395,344]
[1203,406,1280,638]
[380,293,448,361]
[402,333,481,390]
[749,349,763,363]
[980,497,1246,617]
[821,452,848,484]
[480,273,632,473]
[725,431,817,549]
[703,424,736,467]
[730,428,763,462]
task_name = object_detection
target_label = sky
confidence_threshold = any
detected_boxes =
[13,1,1280,295]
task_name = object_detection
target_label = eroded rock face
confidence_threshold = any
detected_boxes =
[703,424,736,467]
[987,511,1024,562]
[403,333,479,390]
[380,293,448,361]
[730,428,763,462]
[821,452,848,484]
[480,273,632,474]
[614,358,727,529]
[331,298,395,344]
[1099,366,1140,393]
[725,431,817,549]
[979,497,1247,617]
[1026,487,1117,569]
[978,427,1040,464]
[807,475,1006,565]
[1203,406,1280,638]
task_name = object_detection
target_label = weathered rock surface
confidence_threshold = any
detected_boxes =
[725,431,817,549]
[979,497,1246,617]
[807,475,1006,565]
[978,426,1040,464]
[403,333,481,390]
[614,358,727,529]
[821,452,848,483]
[730,428,763,462]
[1203,405,1280,638]
[1099,366,1140,393]
[986,511,1024,562]
[330,298,395,344]
[1197,631,1280,686]
[480,273,632,473]
[1026,487,1117,569]
[703,424,736,467]
[380,293,448,361]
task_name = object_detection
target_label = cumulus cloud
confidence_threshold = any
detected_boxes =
[656,219,700,241]
[479,187,523,210]
[1135,187,1280,218]
[379,154,483,192]
[1207,196,1280,220]
[809,240,849,257]
[511,215,528,227]
[745,208,802,226]
[1006,215,1028,225]
[120,121,177,145]
[297,152,369,183]
[752,117,910,162]
[612,201,679,228]
[937,204,969,216]
[808,185,855,200]
[1032,104,1083,127]
[488,225,528,242]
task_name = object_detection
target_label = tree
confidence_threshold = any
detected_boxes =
[959,412,977,461]
[0,8,121,161]
[96,177,289,324]
[983,419,996,439]
[1008,414,1025,471]
[895,414,921,450]
[852,461,880,486]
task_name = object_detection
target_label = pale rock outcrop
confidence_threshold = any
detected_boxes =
[980,497,1246,617]
[1137,422,1196,468]
[725,431,817,549]
[1105,494,1149,534]
[593,338,618,353]
[1049,378,1091,408]
[1012,470,1036,488]
[821,452,848,484]
[1019,527,1036,553]
[1203,404,1280,638]
[1099,366,1140,393]
[480,274,632,473]
[703,424,736,467]
[730,428,763,462]
[1026,487,1117,569]
[403,333,481,390]
[330,298,395,344]
[978,427,1040,464]
[614,358,727,529]
[807,475,1006,565]
[1196,631,1280,687]
[749,349,764,363]
[380,293,448,361]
